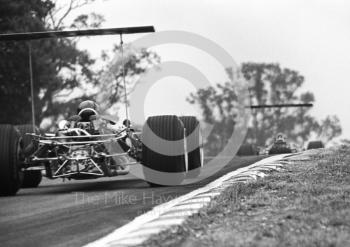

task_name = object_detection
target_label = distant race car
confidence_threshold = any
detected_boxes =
[268,133,293,155]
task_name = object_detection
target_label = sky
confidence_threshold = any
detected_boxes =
[62,0,350,140]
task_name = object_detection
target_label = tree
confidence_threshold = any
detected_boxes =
[188,81,240,155]
[0,0,98,125]
[189,62,341,155]
[94,44,160,118]
[315,115,342,144]
[339,139,350,146]
[0,0,158,128]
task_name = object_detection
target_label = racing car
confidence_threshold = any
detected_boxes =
[0,113,202,196]
[0,26,203,196]
[267,133,294,154]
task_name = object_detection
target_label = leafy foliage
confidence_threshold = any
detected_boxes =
[0,0,157,128]
[188,81,239,155]
[189,63,341,154]
[94,44,160,113]
[0,0,97,124]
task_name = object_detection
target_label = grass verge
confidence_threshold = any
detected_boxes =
[141,146,350,247]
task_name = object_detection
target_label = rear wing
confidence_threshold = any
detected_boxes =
[250,103,313,109]
[0,26,155,41]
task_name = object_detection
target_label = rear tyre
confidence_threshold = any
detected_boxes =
[307,141,324,150]
[21,170,42,188]
[179,116,202,178]
[0,125,23,196]
[142,115,186,186]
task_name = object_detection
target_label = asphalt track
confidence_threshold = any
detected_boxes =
[0,156,263,247]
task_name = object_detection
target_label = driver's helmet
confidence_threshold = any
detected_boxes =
[275,133,286,143]
[77,100,99,121]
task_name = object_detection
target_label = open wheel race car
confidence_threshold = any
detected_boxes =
[0,114,203,196]
[0,26,203,196]
[268,133,293,154]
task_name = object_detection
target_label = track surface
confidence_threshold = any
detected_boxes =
[0,156,262,247]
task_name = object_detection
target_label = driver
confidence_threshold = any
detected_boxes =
[275,133,286,143]
[69,100,125,134]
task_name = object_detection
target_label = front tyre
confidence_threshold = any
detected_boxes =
[0,125,23,196]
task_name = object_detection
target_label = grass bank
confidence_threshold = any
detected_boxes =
[142,147,350,247]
